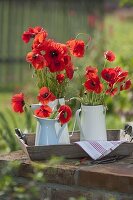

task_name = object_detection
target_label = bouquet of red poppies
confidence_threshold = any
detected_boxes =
[76,50,132,106]
[11,26,90,124]
[11,26,132,124]
[22,26,86,98]
[11,87,72,125]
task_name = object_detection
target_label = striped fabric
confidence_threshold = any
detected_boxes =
[75,140,125,160]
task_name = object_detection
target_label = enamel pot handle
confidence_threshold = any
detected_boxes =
[75,109,84,140]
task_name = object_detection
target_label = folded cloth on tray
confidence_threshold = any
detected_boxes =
[75,140,125,160]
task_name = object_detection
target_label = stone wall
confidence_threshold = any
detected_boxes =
[0,150,133,200]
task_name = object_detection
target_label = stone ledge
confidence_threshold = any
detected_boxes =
[0,150,29,162]
[42,183,133,200]
[1,150,133,196]
[77,165,133,193]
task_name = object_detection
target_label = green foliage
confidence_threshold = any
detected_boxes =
[24,107,34,132]
[69,197,87,200]
[0,108,36,153]
[0,110,18,151]
[0,155,65,199]
[0,161,45,199]
[119,0,133,6]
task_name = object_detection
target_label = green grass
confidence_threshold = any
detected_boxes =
[0,92,36,153]
[0,92,11,111]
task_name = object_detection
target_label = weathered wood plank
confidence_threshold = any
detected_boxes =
[24,131,80,146]
[15,134,30,159]
[27,144,88,160]
[24,129,121,146]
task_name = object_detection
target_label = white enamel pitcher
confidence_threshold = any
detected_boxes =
[76,104,107,141]
[31,98,70,145]
[34,116,67,146]
[48,98,70,144]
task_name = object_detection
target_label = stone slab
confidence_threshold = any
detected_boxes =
[0,150,133,195]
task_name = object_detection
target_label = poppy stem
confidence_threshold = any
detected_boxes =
[75,32,90,39]
[103,60,107,69]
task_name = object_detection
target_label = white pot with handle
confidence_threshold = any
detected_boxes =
[76,104,107,141]
[31,98,70,145]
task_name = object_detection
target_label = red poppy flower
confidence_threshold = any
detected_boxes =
[101,68,116,84]
[58,105,72,124]
[116,71,128,83]
[26,51,47,70]
[37,87,56,104]
[33,31,48,44]
[48,58,66,72]
[22,26,44,43]
[44,41,67,64]
[22,27,35,43]
[85,66,98,79]
[104,50,116,62]
[34,105,52,118]
[114,66,128,83]
[64,54,71,66]
[65,63,74,80]
[106,87,118,97]
[33,26,44,34]
[66,39,85,57]
[43,41,68,72]
[114,66,122,74]
[56,74,65,84]
[120,79,132,91]
[84,75,103,94]
[63,55,74,79]
[11,93,25,113]
[32,39,52,54]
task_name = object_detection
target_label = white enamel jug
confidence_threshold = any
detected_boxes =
[48,98,70,144]
[34,116,67,146]
[31,98,70,145]
[76,104,107,141]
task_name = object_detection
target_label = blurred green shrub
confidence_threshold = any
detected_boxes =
[0,109,35,153]
[0,161,45,200]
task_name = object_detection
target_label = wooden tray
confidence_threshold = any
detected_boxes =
[15,130,133,161]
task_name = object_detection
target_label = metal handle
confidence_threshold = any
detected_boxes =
[75,109,84,140]
[15,128,27,144]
